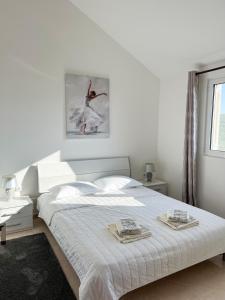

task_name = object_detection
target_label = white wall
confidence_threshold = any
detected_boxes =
[0,0,159,196]
[157,72,190,200]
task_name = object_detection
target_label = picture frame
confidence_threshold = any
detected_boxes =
[65,74,110,138]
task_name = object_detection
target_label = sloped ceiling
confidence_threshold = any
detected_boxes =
[69,0,225,78]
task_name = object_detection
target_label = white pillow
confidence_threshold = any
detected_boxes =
[94,176,142,191]
[49,181,100,199]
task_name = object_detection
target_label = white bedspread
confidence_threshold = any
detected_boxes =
[37,187,225,300]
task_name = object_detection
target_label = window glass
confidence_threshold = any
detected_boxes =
[210,83,225,151]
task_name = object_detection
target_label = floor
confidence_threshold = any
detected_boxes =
[6,217,225,300]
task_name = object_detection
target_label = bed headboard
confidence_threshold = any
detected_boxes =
[37,156,130,193]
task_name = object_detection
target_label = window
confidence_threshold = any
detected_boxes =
[211,82,225,151]
[206,78,225,157]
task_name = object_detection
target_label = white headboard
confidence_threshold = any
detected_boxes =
[37,156,130,193]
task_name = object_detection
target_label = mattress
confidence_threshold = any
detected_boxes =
[37,187,225,300]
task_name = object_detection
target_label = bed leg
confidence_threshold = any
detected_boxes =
[223,253,225,261]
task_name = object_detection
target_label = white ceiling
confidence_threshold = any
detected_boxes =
[69,0,225,78]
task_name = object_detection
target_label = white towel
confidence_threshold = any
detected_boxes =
[108,223,151,244]
[159,213,199,230]
[116,218,142,235]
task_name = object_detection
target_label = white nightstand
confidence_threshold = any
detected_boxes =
[139,179,168,195]
[0,196,33,233]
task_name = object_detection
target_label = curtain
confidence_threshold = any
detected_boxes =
[182,71,199,206]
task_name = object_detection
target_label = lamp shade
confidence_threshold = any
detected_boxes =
[1,175,17,190]
[145,163,155,173]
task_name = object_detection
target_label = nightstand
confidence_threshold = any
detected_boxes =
[139,179,168,195]
[0,196,33,233]
[0,223,6,245]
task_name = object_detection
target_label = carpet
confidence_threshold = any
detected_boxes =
[0,233,76,300]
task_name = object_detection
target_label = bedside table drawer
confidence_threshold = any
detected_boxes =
[6,216,33,233]
[150,185,168,195]
[139,179,168,196]
[0,204,33,220]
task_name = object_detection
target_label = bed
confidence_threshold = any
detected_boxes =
[36,157,225,300]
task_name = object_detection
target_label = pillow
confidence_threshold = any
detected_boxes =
[94,176,143,191]
[49,181,100,199]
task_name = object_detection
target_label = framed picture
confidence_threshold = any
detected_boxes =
[65,74,109,138]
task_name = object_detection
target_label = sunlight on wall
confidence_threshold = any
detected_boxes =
[14,151,61,197]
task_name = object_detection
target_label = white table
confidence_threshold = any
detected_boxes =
[138,179,168,195]
[0,222,6,245]
[0,196,33,233]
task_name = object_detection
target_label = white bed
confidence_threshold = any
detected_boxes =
[37,157,225,300]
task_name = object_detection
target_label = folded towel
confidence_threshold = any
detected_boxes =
[108,223,151,244]
[166,209,190,223]
[159,213,199,230]
[116,218,142,235]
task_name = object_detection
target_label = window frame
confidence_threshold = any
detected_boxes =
[205,77,225,158]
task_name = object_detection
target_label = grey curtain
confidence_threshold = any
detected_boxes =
[182,71,199,206]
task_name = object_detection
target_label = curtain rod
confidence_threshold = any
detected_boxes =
[196,65,225,76]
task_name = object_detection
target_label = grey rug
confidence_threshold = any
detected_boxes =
[0,233,76,300]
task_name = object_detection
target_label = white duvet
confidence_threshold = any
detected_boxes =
[37,187,225,300]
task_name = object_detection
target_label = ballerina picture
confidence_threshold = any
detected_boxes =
[65,74,109,138]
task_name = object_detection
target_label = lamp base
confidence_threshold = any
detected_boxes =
[145,172,153,182]
[6,189,15,200]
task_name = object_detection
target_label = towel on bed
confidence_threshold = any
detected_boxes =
[108,223,151,243]
[159,213,199,230]
[116,218,142,235]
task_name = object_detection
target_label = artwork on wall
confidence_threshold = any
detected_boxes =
[65,74,109,138]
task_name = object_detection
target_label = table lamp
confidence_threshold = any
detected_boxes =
[144,163,155,182]
[1,175,18,199]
